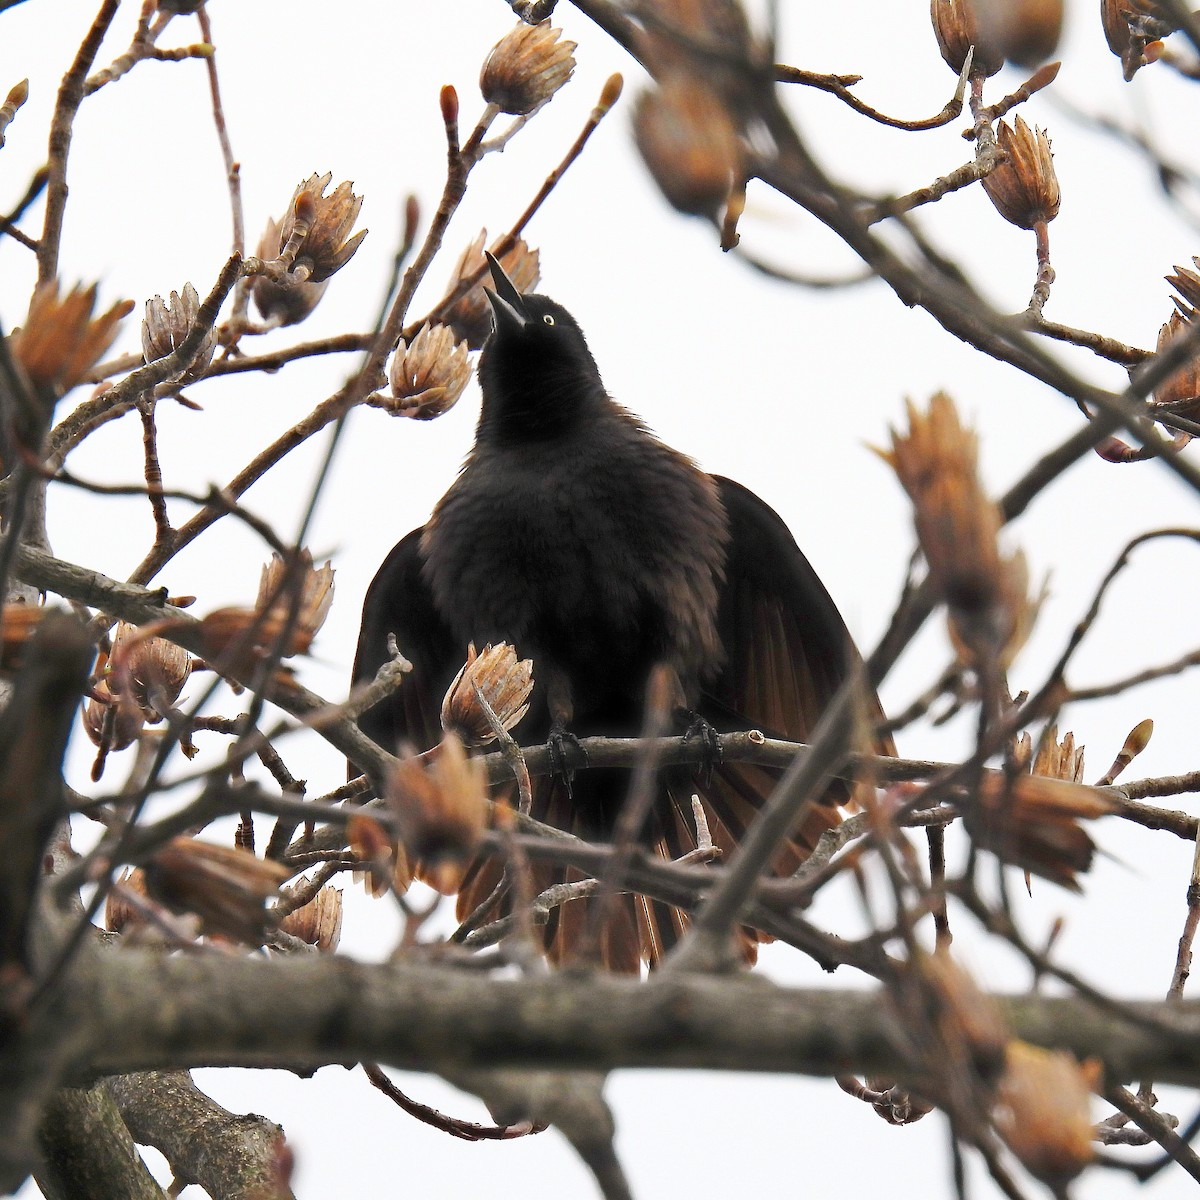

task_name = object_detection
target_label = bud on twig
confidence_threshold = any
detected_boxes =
[480,21,576,115]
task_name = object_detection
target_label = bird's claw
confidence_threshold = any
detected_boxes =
[680,709,722,785]
[547,724,588,798]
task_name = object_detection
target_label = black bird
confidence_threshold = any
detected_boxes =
[353,255,885,971]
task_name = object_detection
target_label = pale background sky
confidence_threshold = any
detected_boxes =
[5,1,1200,1196]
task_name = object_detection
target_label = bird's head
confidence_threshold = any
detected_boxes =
[477,252,605,439]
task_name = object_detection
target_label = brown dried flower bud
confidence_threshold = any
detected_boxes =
[251,215,330,326]
[11,282,133,395]
[881,392,1003,614]
[348,811,410,894]
[109,620,192,722]
[279,886,343,951]
[994,1041,1100,1184]
[974,0,1064,67]
[371,323,472,421]
[198,550,335,677]
[1152,311,1200,418]
[1102,0,1175,79]
[279,172,367,284]
[386,733,488,893]
[930,0,1005,76]
[141,282,215,382]
[441,642,533,745]
[982,117,1061,230]
[967,772,1116,890]
[142,837,291,945]
[1168,257,1200,320]
[480,20,576,115]
[1029,724,1085,783]
[882,394,1037,669]
[256,549,335,649]
[633,75,741,218]
[441,232,541,350]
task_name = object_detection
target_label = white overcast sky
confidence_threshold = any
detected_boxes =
[5,1,1200,1197]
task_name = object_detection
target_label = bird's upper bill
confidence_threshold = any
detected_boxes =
[483,251,530,335]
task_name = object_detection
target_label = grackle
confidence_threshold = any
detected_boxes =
[353,255,888,971]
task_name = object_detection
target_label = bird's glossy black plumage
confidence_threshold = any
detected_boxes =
[353,256,884,970]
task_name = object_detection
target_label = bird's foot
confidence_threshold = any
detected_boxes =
[679,709,722,785]
[547,724,589,798]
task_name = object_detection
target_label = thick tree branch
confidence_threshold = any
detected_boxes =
[55,951,1200,1089]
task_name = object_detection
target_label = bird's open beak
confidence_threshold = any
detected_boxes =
[483,251,529,334]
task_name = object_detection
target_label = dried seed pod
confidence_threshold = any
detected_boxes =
[882,393,1037,669]
[1102,0,1175,79]
[251,215,330,326]
[348,812,410,894]
[1152,311,1200,418]
[82,679,144,753]
[109,620,192,721]
[142,837,291,945]
[279,886,343,951]
[930,0,1005,76]
[386,733,488,893]
[377,323,472,420]
[278,172,367,284]
[1167,257,1200,320]
[1030,725,1085,783]
[480,20,576,115]
[966,773,1116,890]
[994,1041,1100,1184]
[974,0,1064,67]
[633,75,742,218]
[141,282,215,382]
[256,549,335,646]
[441,642,533,745]
[441,232,541,350]
[982,117,1061,230]
[11,282,133,395]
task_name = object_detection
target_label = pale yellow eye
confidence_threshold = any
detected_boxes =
[543,314,555,326]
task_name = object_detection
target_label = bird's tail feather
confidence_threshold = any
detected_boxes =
[452,763,840,972]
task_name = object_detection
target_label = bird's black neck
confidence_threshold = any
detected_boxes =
[475,348,609,444]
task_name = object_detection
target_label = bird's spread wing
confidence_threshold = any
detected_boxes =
[693,476,889,880]
[352,528,457,761]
